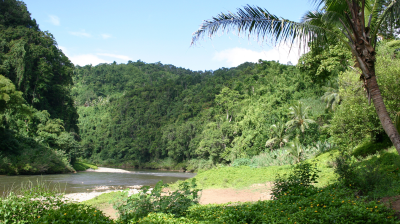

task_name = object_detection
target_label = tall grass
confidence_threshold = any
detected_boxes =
[232,140,336,168]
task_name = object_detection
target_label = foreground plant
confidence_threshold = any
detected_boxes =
[115,178,200,222]
[0,181,113,224]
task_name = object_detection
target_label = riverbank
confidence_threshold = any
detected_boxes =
[73,181,274,219]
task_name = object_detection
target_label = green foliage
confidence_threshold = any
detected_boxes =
[272,163,320,200]
[33,203,113,224]
[0,0,80,174]
[0,75,28,114]
[75,59,324,166]
[265,121,290,149]
[334,149,400,197]
[352,141,392,158]
[73,160,98,171]
[0,180,113,224]
[286,101,316,134]
[284,136,306,163]
[231,158,253,167]
[82,191,126,210]
[0,180,64,223]
[0,0,38,28]
[297,43,352,85]
[396,112,400,134]
[182,185,398,224]
[330,41,400,146]
[115,179,200,222]
[321,80,341,111]
[134,212,197,224]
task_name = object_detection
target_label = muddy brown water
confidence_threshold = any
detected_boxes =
[0,168,196,194]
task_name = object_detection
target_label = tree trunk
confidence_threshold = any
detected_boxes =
[367,74,400,153]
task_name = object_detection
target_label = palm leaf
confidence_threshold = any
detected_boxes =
[191,5,341,51]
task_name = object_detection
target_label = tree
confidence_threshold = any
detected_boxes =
[265,121,290,149]
[321,80,341,111]
[286,101,316,138]
[191,0,400,153]
[284,136,305,163]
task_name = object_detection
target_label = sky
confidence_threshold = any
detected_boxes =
[23,0,313,71]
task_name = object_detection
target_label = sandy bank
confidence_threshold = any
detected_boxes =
[64,182,272,204]
[84,167,132,173]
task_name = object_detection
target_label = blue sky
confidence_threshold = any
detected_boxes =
[23,0,312,71]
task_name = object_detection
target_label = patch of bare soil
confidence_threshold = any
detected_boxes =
[100,206,119,220]
[199,182,273,205]
[381,195,400,219]
[95,182,273,220]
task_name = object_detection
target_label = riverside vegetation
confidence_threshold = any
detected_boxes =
[1,0,400,223]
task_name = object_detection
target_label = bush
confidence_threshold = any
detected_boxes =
[272,162,320,200]
[0,181,64,223]
[352,141,392,158]
[334,151,400,197]
[115,179,200,222]
[231,158,252,167]
[34,203,113,224]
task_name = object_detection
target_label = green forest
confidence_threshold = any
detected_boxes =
[0,0,399,175]
[3,0,400,223]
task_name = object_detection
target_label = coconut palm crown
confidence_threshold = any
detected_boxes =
[265,121,290,149]
[191,0,400,153]
[286,101,316,133]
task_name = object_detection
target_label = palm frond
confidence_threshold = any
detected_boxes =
[371,0,400,43]
[191,5,339,51]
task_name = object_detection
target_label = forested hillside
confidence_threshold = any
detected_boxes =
[74,59,324,169]
[75,40,400,171]
[0,0,79,174]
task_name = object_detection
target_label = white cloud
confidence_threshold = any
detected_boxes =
[97,53,131,61]
[48,15,60,26]
[69,54,110,66]
[69,30,91,38]
[101,34,112,39]
[213,44,307,67]
[58,46,68,54]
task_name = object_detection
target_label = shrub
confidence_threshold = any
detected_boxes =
[352,141,392,158]
[334,152,400,197]
[33,203,113,224]
[115,179,200,222]
[231,158,252,167]
[271,162,320,200]
[0,181,65,223]
[134,213,196,224]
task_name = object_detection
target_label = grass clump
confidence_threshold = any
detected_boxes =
[82,191,126,209]
[0,180,113,223]
[73,159,98,171]
[352,141,392,158]
[335,147,400,198]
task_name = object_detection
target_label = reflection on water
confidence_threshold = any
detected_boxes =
[0,168,196,194]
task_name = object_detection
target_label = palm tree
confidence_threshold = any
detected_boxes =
[284,136,305,163]
[286,101,316,137]
[321,80,341,111]
[191,0,400,153]
[265,121,290,149]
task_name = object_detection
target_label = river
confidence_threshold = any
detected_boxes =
[0,168,196,194]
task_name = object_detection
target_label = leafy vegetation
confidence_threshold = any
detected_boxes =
[0,0,79,174]
[114,179,200,222]
[2,0,400,223]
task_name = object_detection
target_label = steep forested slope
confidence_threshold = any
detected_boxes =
[0,0,79,174]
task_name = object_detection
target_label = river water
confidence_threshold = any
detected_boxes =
[0,168,196,194]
